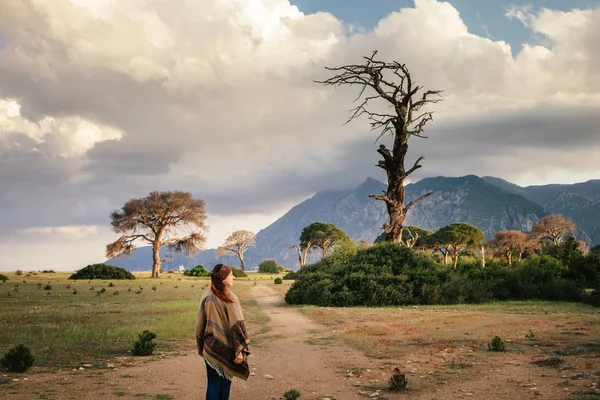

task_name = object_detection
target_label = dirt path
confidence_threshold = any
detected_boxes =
[2,285,373,400]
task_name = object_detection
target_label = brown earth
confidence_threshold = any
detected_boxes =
[1,285,599,400]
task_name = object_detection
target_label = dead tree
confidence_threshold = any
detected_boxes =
[316,51,442,243]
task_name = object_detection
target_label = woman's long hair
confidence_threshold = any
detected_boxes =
[211,264,233,303]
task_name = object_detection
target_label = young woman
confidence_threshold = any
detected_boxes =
[195,264,250,400]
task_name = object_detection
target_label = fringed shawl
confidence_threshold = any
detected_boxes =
[195,290,250,381]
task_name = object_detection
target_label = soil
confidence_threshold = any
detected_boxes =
[1,285,598,400]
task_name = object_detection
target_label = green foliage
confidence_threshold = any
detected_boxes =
[278,266,289,273]
[0,274,7,282]
[258,259,279,274]
[591,244,600,254]
[542,236,584,267]
[283,389,301,400]
[131,330,157,356]
[488,336,505,352]
[69,264,135,280]
[231,267,247,278]
[184,265,210,277]
[285,243,590,307]
[1,344,35,372]
[43,285,52,290]
[274,277,283,284]
[300,222,352,258]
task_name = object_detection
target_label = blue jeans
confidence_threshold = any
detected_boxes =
[205,360,232,400]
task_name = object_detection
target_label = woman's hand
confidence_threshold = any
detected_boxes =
[234,352,244,364]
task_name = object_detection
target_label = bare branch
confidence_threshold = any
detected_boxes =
[404,156,425,178]
[403,192,433,214]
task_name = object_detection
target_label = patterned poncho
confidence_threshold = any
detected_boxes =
[195,290,250,380]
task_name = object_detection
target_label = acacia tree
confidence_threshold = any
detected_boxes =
[217,230,255,271]
[432,223,484,269]
[299,222,351,261]
[532,214,576,245]
[290,244,311,269]
[107,191,207,278]
[487,230,537,266]
[316,51,442,244]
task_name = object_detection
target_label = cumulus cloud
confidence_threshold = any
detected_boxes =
[0,0,599,269]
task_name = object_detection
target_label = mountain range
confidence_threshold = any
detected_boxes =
[106,175,600,271]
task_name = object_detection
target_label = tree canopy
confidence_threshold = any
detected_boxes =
[299,222,352,261]
[106,191,207,278]
[487,230,537,266]
[429,223,484,268]
[532,214,576,245]
[217,230,256,271]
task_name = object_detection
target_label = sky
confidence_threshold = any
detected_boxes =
[0,0,599,271]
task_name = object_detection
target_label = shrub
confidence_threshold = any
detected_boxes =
[0,274,7,282]
[278,266,289,273]
[69,264,135,280]
[184,265,210,277]
[15,270,24,276]
[388,367,407,391]
[131,330,157,356]
[283,389,301,400]
[231,267,247,278]
[258,260,279,274]
[488,336,505,352]
[1,344,35,372]
[274,277,283,284]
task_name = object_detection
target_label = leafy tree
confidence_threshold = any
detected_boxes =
[542,235,585,267]
[316,52,442,244]
[375,226,431,248]
[532,214,576,245]
[431,223,484,269]
[216,230,255,271]
[106,191,207,278]
[487,230,537,266]
[258,259,279,274]
[591,244,600,254]
[299,222,352,260]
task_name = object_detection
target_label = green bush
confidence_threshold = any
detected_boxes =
[258,260,279,274]
[69,264,135,280]
[231,267,247,278]
[488,336,505,352]
[274,277,283,284]
[285,244,591,307]
[283,389,301,400]
[184,265,210,277]
[0,274,8,282]
[131,330,157,356]
[1,344,35,372]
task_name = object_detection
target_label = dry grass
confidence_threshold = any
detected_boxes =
[0,272,276,368]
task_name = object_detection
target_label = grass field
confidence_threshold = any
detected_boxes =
[0,271,285,369]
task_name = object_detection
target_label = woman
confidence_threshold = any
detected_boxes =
[195,264,250,400]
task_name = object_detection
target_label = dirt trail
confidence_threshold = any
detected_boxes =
[2,285,371,400]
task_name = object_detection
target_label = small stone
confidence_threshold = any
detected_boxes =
[369,392,379,398]
[82,364,93,368]
[78,367,84,370]
[263,374,274,379]
[250,373,255,376]
[358,390,369,395]
[347,373,354,377]
[12,378,19,382]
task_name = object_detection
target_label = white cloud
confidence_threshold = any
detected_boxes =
[0,0,599,270]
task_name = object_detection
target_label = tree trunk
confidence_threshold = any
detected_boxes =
[239,255,245,271]
[152,242,161,278]
[384,170,406,243]
[443,250,448,266]
[480,245,486,268]
[507,250,513,266]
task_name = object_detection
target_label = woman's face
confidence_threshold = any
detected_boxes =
[223,272,234,287]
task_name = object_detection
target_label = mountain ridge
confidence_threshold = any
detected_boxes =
[106,175,600,271]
